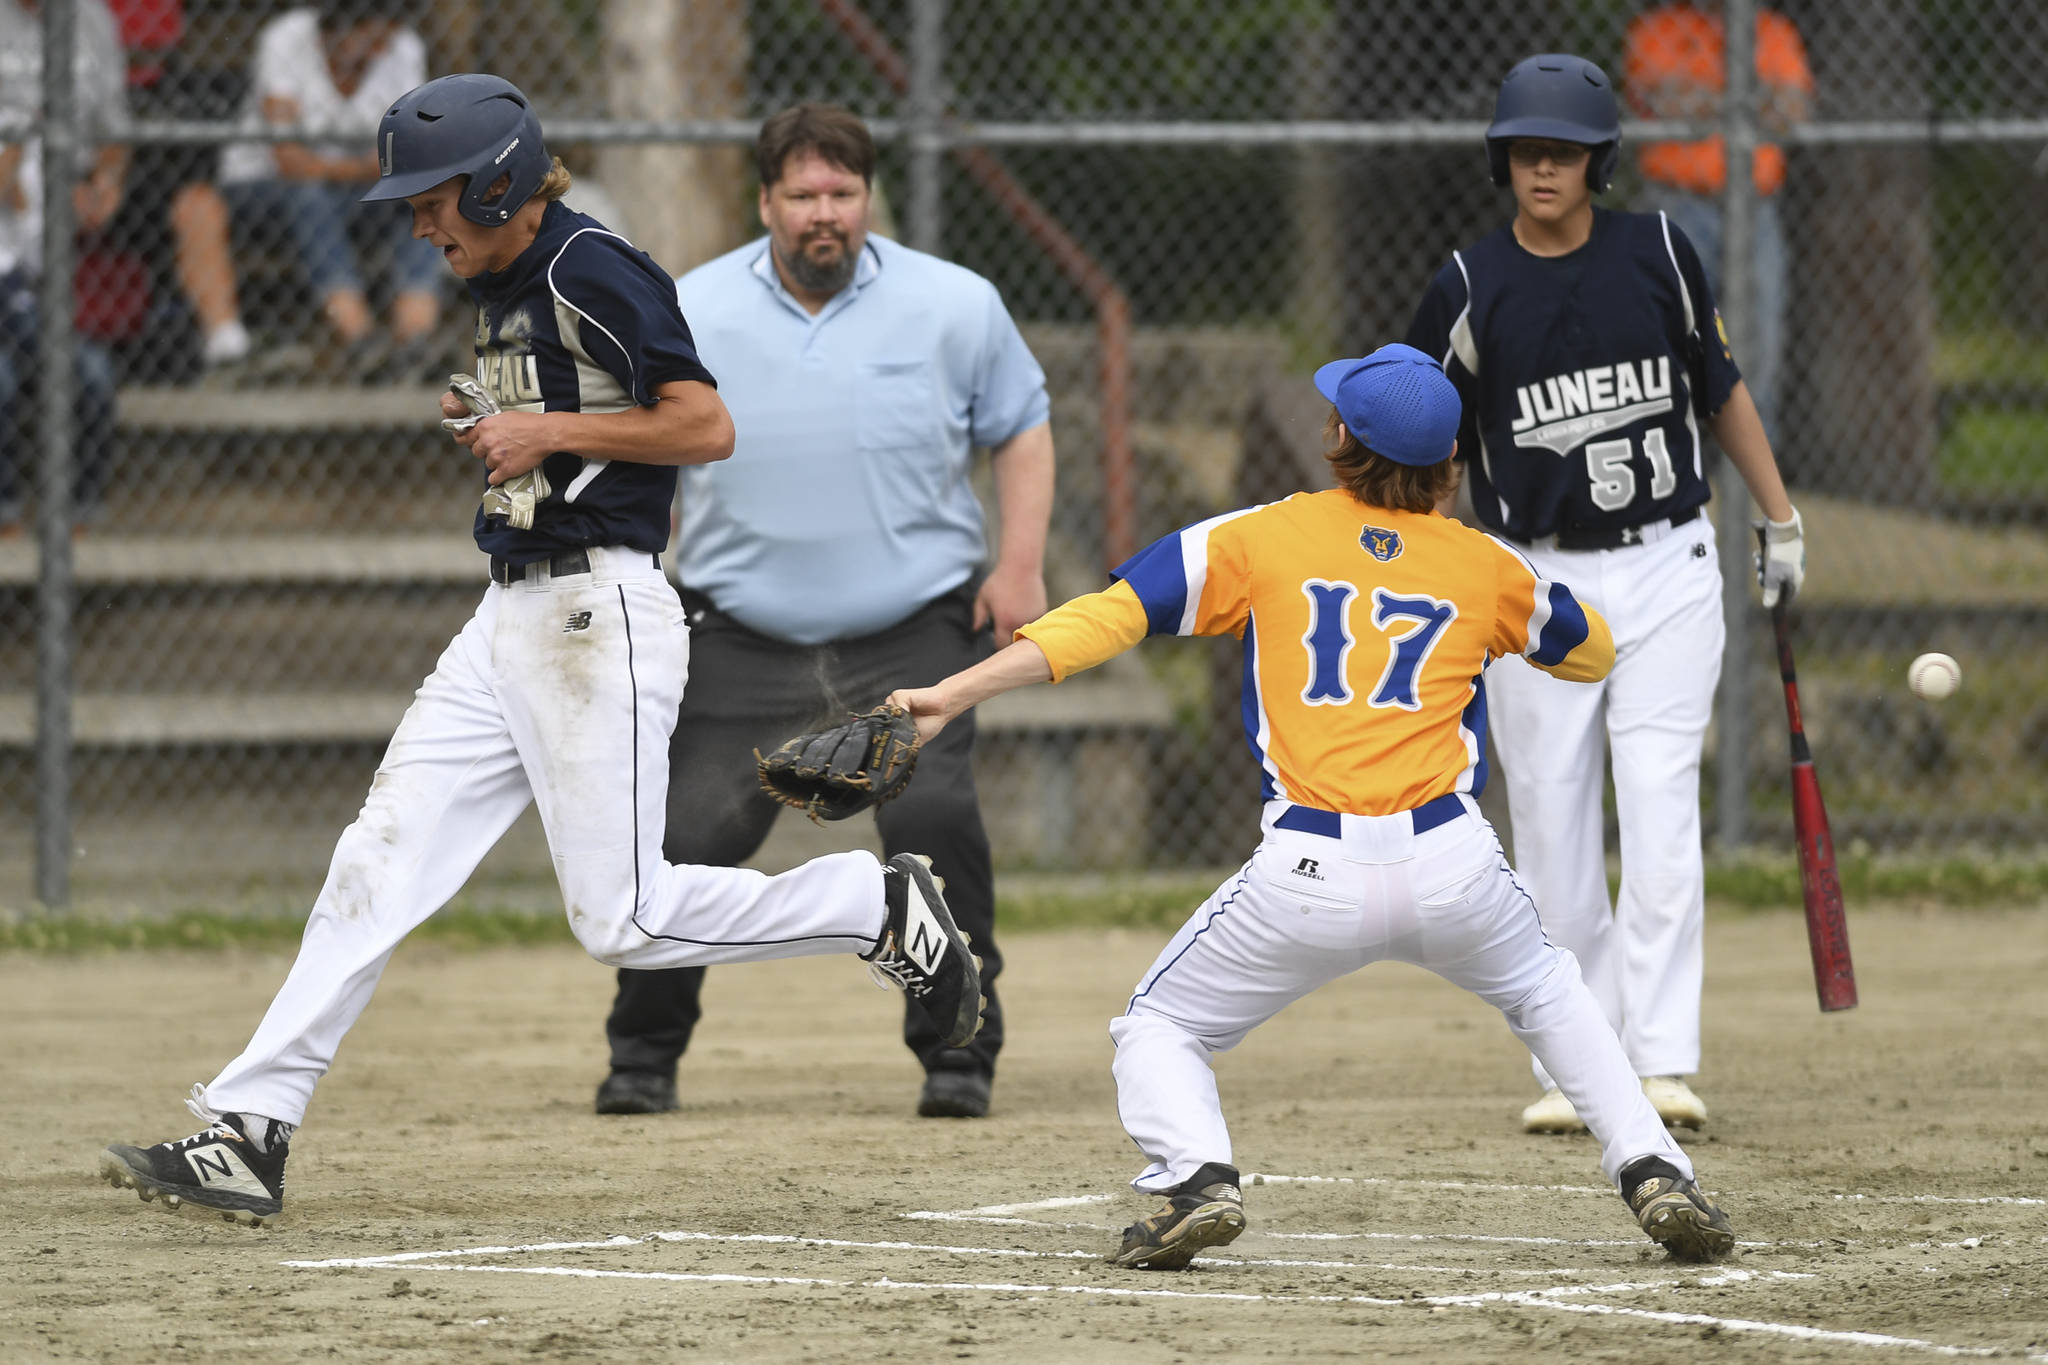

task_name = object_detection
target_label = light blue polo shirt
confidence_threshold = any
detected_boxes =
[675,233,1052,644]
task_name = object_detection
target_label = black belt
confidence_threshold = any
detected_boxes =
[488,549,662,586]
[1275,793,1467,838]
[1553,506,1700,552]
[490,549,589,585]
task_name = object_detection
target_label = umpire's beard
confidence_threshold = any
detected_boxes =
[783,236,858,298]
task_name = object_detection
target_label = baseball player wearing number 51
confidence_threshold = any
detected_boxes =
[1405,54,1808,1135]
[887,345,1736,1269]
[97,74,981,1229]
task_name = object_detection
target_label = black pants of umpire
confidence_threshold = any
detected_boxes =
[604,579,1004,1082]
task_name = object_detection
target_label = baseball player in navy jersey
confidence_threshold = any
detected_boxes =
[1405,54,1807,1135]
[97,74,980,1228]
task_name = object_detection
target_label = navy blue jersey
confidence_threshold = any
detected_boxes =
[466,200,716,563]
[1405,208,1741,543]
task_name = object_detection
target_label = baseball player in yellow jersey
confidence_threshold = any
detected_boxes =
[888,344,1735,1270]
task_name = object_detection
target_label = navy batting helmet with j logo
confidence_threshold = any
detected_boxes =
[360,74,551,226]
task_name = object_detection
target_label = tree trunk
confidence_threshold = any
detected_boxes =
[599,0,752,277]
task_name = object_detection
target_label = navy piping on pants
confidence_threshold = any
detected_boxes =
[1126,870,1250,1012]
[621,581,875,952]
[622,585,644,940]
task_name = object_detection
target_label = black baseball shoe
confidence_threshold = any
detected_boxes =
[917,1069,992,1119]
[1110,1162,1247,1270]
[595,1069,679,1116]
[100,1110,290,1228]
[866,854,982,1049]
[1621,1156,1737,1262]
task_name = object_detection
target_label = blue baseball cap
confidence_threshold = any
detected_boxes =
[1312,344,1461,466]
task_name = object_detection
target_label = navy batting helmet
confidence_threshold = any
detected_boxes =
[359,74,550,226]
[1485,54,1622,193]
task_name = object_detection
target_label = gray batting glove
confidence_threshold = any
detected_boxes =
[441,373,501,434]
[1754,506,1805,608]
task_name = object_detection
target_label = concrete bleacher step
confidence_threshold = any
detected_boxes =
[0,661,1170,747]
[0,533,484,587]
[0,527,1173,743]
[114,385,449,433]
[111,330,1286,438]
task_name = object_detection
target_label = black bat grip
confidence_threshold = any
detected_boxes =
[1772,601,1814,762]
[1771,600,1798,684]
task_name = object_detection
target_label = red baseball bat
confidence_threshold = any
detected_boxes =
[1771,601,1858,1011]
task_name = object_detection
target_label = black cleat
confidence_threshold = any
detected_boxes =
[99,1112,288,1228]
[595,1069,679,1115]
[1110,1162,1247,1270]
[917,1069,992,1118]
[866,854,982,1049]
[1622,1156,1737,1262]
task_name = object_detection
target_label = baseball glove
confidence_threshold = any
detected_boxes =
[756,703,921,822]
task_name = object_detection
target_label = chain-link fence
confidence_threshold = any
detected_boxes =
[3,0,2043,908]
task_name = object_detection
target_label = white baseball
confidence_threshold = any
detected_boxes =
[1907,652,1961,701]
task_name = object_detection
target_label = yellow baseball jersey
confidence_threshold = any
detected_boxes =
[1018,489,1613,815]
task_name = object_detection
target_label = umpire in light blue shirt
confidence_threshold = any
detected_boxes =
[594,104,1055,1121]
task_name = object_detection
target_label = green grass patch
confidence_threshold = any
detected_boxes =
[1940,406,2048,494]
[997,876,1225,933]
[4,859,2039,954]
[1934,327,2048,389]
[0,905,580,954]
[1704,853,2048,909]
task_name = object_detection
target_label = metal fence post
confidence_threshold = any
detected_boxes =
[1715,0,1759,851]
[907,0,946,254]
[36,0,79,909]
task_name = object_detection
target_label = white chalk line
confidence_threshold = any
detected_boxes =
[1436,1286,2026,1359]
[285,1229,1617,1279]
[294,1251,2030,1359]
[1832,1193,2046,1208]
[902,1212,1120,1232]
[332,1260,1396,1303]
[950,1194,1111,1216]
[285,1258,1751,1311]
[907,1206,1818,1252]
[910,1179,2047,1240]
[897,1210,1661,1248]
[1249,1172,1612,1195]
[1251,1172,2048,1207]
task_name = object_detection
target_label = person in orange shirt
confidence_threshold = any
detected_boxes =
[886,345,1737,1272]
[1625,1,1813,437]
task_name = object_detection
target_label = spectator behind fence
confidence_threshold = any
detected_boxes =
[214,0,442,381]
[1624,1,1812,438]
[96,0,258,376]
[0,0,127,532]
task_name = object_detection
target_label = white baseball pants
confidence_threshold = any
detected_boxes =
[201,548,886,1126]
[1110,796,1692,1194]
[1484,519,1724,1086]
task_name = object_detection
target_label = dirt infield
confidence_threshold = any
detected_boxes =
[4,906,2046,1363]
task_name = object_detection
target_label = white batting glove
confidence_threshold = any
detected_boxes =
[1753,506,1806,608]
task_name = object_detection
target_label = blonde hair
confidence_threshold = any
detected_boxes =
[537,156,573,203]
